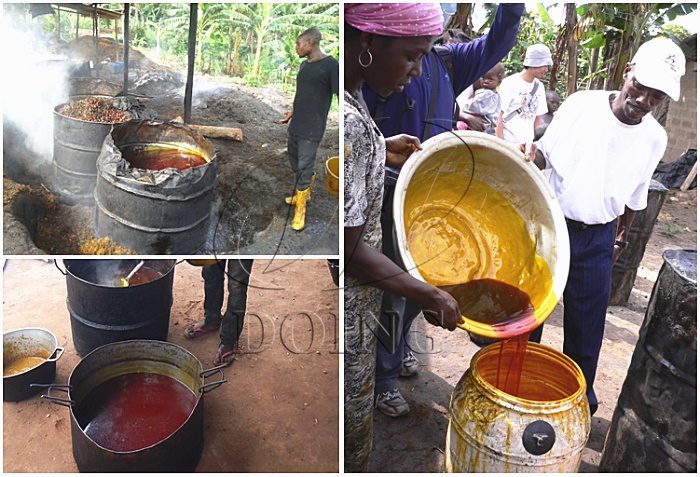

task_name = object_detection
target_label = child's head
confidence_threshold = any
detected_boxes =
[546,90,560,113]
[478,63,505,91]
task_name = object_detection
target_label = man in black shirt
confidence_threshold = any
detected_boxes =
[280,27,339,231]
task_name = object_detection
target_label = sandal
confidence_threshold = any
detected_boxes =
[214,342,239,367]
[183,321,220,339]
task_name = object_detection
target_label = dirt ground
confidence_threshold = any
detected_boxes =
[368,187,697,473]
[3,43,339,256]
[2,258,339,472]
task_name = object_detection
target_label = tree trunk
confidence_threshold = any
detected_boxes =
[445,3,474,37]
[565,4,578,96]
[588,47,599,90]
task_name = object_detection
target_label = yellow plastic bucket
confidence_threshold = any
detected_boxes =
[325,156,339,197]
[186,259,223,267]
[393,131,569,339]
[446,342,591,472]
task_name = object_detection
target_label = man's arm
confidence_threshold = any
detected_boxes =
[449,4,525,93]
[613,206,636,264]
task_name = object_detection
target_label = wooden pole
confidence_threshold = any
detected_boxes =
[123,3,130,96]
[184,4,198,123]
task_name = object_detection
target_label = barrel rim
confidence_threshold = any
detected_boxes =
[63,259,176,288]
[54,95,129,126]
[468,341,587,409]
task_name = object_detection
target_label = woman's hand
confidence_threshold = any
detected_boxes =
[385,134,422,167]
[421,287,464,331]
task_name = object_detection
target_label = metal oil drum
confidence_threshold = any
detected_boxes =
[52,96,116,205]
[599,249,696,472]
[94,120,217,254]
[446,342,590,472]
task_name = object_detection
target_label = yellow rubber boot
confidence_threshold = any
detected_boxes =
[285,172,315,205]
[291,185,312,231]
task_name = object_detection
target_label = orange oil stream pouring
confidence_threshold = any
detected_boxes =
[440,280,535,396]
[405,175,557,396]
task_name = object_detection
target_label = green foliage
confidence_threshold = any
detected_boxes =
[500,8,559,78]
[501,2,697,99]
[4,3,338,91]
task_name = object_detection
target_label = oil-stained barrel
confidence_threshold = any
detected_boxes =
[609,179,668,305]
[52,99,114,205]
[600,249,697,472]
[93,120,216,254]
[63,259,176,356]
[446,342,591,472]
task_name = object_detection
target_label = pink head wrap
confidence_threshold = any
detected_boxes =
[344,3,444,37]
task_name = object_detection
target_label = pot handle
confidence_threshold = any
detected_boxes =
[47,347,65,362]
[31,384,74,407]
[54,260,67,275]
[200,364,227,394]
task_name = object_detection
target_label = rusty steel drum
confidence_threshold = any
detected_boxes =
[94,120,216,254]
[52,96,117,204]
[446,342,591,472]
[600,249,696,472]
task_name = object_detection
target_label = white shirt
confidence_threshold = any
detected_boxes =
[536,90,667,224]
[499,72,548,144]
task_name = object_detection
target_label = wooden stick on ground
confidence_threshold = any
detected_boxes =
[680,162,697,192]
[172,116,243,141]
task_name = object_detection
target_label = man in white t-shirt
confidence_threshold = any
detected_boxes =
[522,38,686,416]
[496,44,551,144]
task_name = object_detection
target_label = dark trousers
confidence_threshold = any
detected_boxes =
[531,220,616,410]
[287,132,320,190]
[203,259,254,345]
[375,184,422,395]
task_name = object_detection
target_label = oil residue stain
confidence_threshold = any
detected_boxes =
[123,148,208,171]
[74,372,196,452]
[3,353,49,376]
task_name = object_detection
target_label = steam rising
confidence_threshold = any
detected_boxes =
[2,16,71,162]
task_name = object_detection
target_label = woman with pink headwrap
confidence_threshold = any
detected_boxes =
[343,3,464,471]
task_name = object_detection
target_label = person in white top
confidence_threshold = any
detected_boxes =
[522,37,686,416]
[496,43,551,144]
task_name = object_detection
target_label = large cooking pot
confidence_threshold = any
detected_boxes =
[40,340,225,472]
[4,327,64,402]
[58,259,176,356]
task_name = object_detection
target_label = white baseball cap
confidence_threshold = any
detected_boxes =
[523,44,553,67]
[631,37,686,101]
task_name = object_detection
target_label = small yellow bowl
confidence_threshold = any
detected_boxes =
[186,259,223,267]
[325,156,339,197]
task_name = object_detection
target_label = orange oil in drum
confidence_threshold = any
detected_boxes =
[446,342,591,472]
[124,147,208,171]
